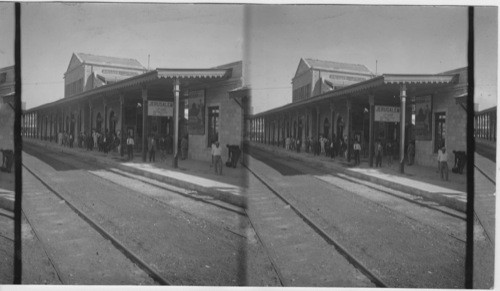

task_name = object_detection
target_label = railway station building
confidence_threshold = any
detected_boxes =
[250,58,468,170]
[22,53,249,166]
[0,65,16,151]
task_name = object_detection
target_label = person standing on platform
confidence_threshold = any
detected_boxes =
[296,138,301,153]
[375,140,383,167]
[212,141,222,175]
[148,135,156,162]
[320,135,326,155]
[166,134,173,154]
[436,147,442,173]
[127,134,135,161]
[353,139,361,166]
[210,139,216,167]
[181,134,188,160]
[386,141,393,166]
[438,146,449,181]
[407,142,415,166]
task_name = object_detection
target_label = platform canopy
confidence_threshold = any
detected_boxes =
[253,73,458,117]
[25,67,233,113]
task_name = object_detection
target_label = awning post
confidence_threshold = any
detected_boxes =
[173,78,180,168]
[142,86,148,162]
[369,95,375,167]
[399,84,407,173]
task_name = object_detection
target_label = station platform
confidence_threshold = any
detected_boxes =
[0,164,14,211]
[22,138,248,208]
[250,142,473,213]
[3,139,495,219]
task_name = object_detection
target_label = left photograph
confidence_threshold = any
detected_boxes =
[0,2,16,285]
[16,3,262,286]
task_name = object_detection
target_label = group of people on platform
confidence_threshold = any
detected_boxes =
[279,134,422,169]
[143,134,181,162]
[144,134,188,163]
[46,129,184,163]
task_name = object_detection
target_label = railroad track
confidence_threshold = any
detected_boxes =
[474,163,495,185]
[22,144,284,286]
[22,159,277,285]
[328,173,466,221]
[23,163,171,285]
[244,163,388,287]
[245,148,468,287]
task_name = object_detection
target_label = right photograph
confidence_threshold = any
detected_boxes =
[245,5,496,288]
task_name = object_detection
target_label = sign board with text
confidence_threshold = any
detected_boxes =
[374,106,400,122]
[148,101,173,117]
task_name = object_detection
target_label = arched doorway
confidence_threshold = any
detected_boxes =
[324,118,330,139]
[298,118,303,141]
[45,116,48,140]
[96,113,103,133]
[337,115,344,140]
[109,111,116,134]
[70,114,75,135]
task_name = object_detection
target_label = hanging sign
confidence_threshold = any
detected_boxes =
[148,101,173,117]
[414,95,433,140]
[374,106,400,122]
[188,90,205,135]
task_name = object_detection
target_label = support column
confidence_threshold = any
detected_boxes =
[89,101,93,134]
[142,86,148,162]
[264,117,267,144]
[399,84,407,173]
[330,102,334,140]
[119,95,125,156]
[296,112,299,141]
[489,113,493,140]
[276,118,280,147]
[103,99,108,134]
[368,95,375,167]
[316,106,320,139]
[346,99,352,163]
[262,118,264,144]
[173,78,180,168]
[36,112,39,139]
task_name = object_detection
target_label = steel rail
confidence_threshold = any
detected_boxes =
[102,168,246,216]
[329,174,466,221]
[474,164,496,185]
[244,162,388,288]
[21,208,66,284]
[23,164,171,285]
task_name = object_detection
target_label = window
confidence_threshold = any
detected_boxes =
[434,112,446,152]
[0,73,6,84]
[207,106,219,147]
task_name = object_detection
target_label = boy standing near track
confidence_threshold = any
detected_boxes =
[212,141,222,175]
[438,146,449,181]
[127,134,135,161]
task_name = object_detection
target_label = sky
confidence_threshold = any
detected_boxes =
[0,3,497,111]
[0,3,14,68]
[19,3,244,109]
[248,5,497,113]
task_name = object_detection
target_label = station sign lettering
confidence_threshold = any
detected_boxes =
[148,101,173,117]
[374,106,400,122]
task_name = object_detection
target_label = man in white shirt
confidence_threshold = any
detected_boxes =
[126,135,135,161]
[438,146,449,181]
[353,140,361,166]
[212,141,222,175]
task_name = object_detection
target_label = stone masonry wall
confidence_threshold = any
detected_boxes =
[0,103,14,150]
